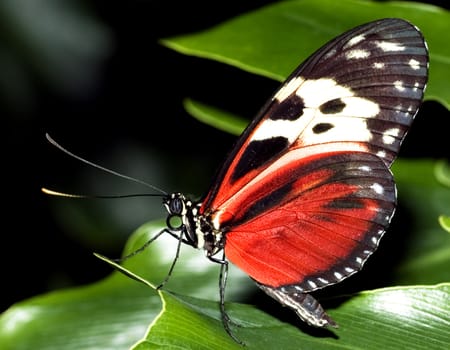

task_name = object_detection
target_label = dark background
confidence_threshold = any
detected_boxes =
[3,0,449,313]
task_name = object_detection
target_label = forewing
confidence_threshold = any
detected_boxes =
[201,18,428,212]
[222,151,396,290]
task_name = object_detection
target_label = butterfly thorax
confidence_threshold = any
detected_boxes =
[164,192,224,257]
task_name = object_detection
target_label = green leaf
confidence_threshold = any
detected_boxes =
[138,285,450,349]
[438,216,450,233]
[162,0,450,108]
[391,160,450,285]
[183,98,248,136]
[434,159,450,187]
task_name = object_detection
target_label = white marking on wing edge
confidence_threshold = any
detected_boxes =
[356,257,363,265]
[382,128,401,145]
[318,277,329,284]
[409,58,420,70]
[377,150,387,159]
[344,34,366,48]
[371,237,378,245]
[371,183,384,195]
[274,76,304,102]
[334,272,343,280]
[345,267,355,273]
[376,41,405,52]
[308,280,317,289]
[345,49,370,60]
[323,48,337,60]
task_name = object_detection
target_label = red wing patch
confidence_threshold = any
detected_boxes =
[222,151,395,290]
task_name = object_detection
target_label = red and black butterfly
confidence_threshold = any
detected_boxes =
[144,18,428,340]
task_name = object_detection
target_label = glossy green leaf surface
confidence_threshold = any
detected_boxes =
[183,98,247,136]
[138,285,450,349]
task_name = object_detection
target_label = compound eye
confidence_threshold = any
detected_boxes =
[167,214,183,230]
[169,197,184,215]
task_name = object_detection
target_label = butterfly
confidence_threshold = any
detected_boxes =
[139,18,428,341]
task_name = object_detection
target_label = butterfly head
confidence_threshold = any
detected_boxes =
[163,192,198,248]
[163,192,224,257]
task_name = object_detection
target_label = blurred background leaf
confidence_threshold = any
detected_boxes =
[0,0,112,114]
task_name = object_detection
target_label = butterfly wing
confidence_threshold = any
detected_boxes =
[199,18,428,326]
[202,18,427,212]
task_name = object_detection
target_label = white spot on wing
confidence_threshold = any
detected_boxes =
[377,150,387,159]
[382,128,401,145]
[394,80,405,91]
[308,280,317,289]
[334,271,343,280]
[344,34,366,48]
[371,183,384,195]
[409,58,420,70]
[376,41,405,52]
[323,48,337,60]
[359,165,371,172]
[345,49,370,60]
[373,62,385,69]
[318,277,329,284]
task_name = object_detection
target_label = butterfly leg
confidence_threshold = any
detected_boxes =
[257,284,338,328]
[208,253,244,345]
[156,228,186,290]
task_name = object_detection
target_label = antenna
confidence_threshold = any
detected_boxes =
[44,133,168,196]
[41,187,164,199]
